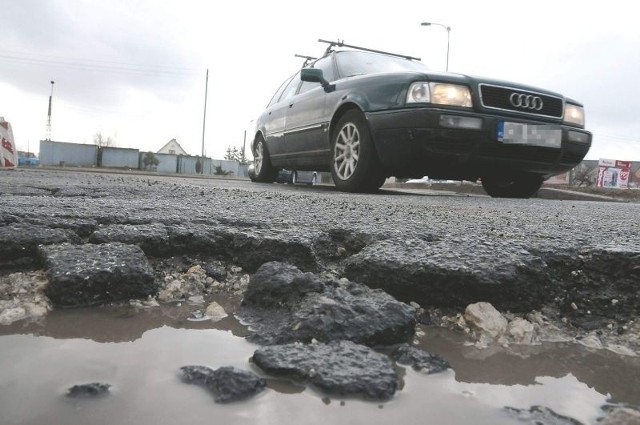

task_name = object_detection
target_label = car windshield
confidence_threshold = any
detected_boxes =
[335,51,428,78]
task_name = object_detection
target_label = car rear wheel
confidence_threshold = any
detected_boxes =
[481,173,544,198]
[330,110,383,193]
[251,137,277,183]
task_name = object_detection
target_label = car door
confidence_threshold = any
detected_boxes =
[282,57,335,167]
[263,72,301,166]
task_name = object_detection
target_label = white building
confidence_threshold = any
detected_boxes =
[157,139,188,155]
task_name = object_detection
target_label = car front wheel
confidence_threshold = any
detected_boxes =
[251,137,277,183]
[330,110,383,193]
[481,173,544,198]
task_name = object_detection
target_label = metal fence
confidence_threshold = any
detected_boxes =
[39,140,98,167]
[100,147,139,168]
[38,141,250,177]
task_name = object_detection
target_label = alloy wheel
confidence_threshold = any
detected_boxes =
[254,141,264,175]
[334,123,360,180]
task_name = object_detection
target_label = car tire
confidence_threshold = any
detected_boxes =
[481,173,544,198]
[251,136,278,183]
[363,173,387,192]
[330,110,383,193]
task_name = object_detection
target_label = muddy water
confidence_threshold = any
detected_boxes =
[0,305,637,425]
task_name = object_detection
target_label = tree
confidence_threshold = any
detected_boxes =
[224,145,247,164]
[572,163,597,187]
[142,152,160,170]
[94,132,116,148]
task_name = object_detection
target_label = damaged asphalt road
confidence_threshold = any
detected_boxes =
[2,169,637,320]
[1,168,639,405]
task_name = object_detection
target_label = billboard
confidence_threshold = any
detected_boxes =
[597,158,631,189]
[0,117,18,169]
[630,162,640,189]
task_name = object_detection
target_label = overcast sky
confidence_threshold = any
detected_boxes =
[1,0,638,161]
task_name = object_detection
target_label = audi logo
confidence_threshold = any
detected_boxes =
[509,93,544,111]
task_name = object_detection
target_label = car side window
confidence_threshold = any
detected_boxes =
[267,75,294,108]
[298,56,335,95]
[279,72,302,102]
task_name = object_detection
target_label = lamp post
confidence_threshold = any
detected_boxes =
[421,22,451,71]
[200,69,208,174]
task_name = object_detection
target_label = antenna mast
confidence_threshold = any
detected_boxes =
[45,81,55,140]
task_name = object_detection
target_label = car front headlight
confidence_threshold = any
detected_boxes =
[406,82,472,107]
[430,83,472,107]
[407,82,431,103]
[564,104,585,126]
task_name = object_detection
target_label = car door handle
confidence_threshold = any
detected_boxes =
[289,103,294,108]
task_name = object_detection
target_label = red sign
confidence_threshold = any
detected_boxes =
[0,118,17,169]
[597,158,631,189]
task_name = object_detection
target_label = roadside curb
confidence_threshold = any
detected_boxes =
[385,182,623,202]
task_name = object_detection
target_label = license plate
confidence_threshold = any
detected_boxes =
[497,121,562,148]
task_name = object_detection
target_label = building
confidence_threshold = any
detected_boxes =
[157,139,188,155]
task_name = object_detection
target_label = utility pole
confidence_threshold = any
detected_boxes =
[242,130,246,162]
[201,69,209,174]
[46,81,55,140]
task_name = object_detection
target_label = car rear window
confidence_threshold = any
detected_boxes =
[335,51,428,78]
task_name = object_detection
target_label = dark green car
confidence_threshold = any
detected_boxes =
[250,41,592,198]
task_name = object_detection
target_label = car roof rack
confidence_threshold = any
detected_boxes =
[294,54,318,67]
[318,39,421,61]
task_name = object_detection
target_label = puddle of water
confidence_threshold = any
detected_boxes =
[417,326,640,406]
[0,307,635,425]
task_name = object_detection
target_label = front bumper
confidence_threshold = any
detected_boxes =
[366,108,592,180]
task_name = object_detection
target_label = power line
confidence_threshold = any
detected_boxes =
[58,101,142,117]
[591,131,639,143]
[0,49,197,71]
[0,50,200,78]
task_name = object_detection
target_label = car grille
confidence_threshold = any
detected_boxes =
[479,84,564,119]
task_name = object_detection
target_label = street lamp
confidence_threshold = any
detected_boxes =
[421,22,451,71]
[201,69,208,174]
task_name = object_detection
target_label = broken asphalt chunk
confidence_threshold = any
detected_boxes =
[252,340,397,401]
[180,365,266,403]
[39,242,157,307]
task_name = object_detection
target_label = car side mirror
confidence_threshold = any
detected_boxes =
[301,68,336,93]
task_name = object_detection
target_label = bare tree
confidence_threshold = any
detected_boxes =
[573,163,597,187]
[93,132,116,148]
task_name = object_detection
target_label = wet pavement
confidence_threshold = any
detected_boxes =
[1,168,639,424]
